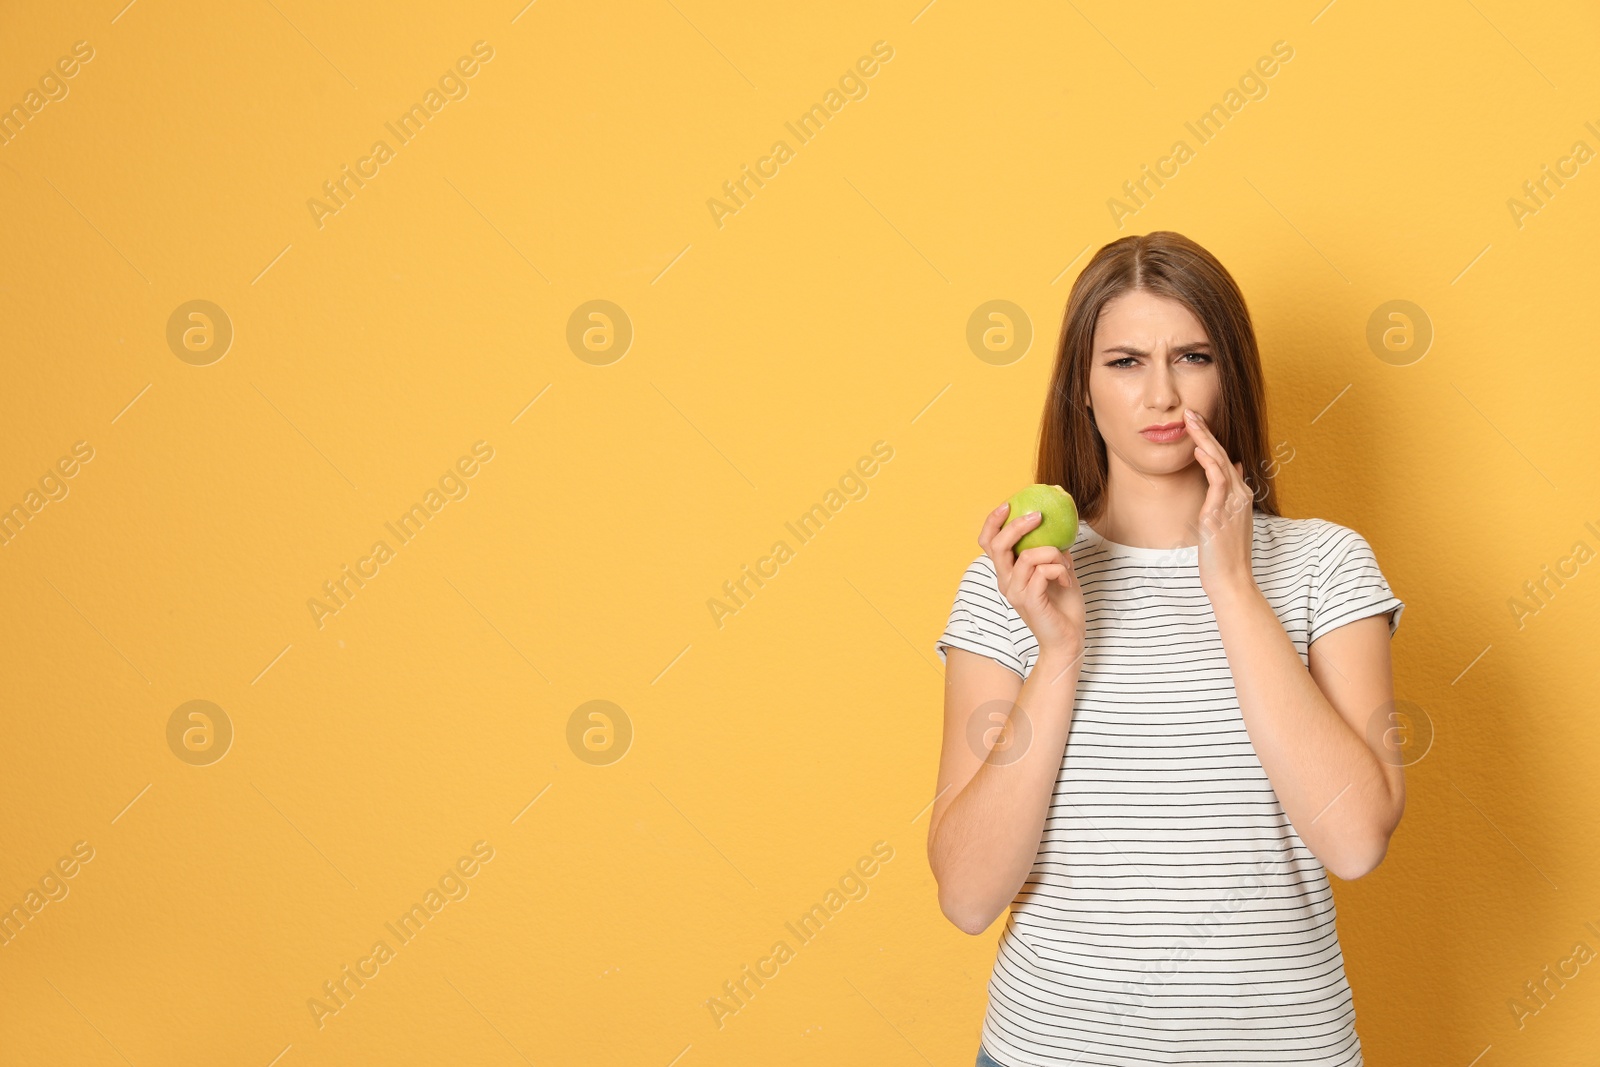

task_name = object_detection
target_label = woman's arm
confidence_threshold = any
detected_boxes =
[1207,587,1404,879]
[1183,407,1404,879]
[929,505,1087,933]
[927,643,1084,934]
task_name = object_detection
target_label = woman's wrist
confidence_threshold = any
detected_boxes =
[1204,575,1264,615]
[1033,641,1085,684]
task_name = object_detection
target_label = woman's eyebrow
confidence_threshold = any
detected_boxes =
[1099,341,1213,356]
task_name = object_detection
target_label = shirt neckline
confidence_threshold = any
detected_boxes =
[1079,520,1199,563]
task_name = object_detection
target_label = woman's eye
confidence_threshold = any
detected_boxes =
[1107,353,1208,368]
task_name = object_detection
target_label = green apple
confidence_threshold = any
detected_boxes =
[1003,483,1078,554]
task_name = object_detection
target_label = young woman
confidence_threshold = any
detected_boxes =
[928,231,1405,1067]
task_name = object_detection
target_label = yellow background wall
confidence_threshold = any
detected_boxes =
[2,1,1597,1063]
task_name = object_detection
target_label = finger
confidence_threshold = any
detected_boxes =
[1012,536,1067,584]
[1054,565,1076,593]
[1183,407,1215,444]
[1187,412,1250,508]
[1194,444,1229,523]
[1230,461,1252,507]
[1016,545,1068,568]
[1033,548,1077,590]
[1190,414,1244,492]
[981,502,1032,584]
[1017,545,1071,594]
[977,501,1009,551]
[1028,563,1067,596]
[1185,410,1232,469]
[993,506,1043,562]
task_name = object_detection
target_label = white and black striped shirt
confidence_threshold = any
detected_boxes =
[935,512,1404,1067]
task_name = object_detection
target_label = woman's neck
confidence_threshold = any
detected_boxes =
[1088,464,1212,549]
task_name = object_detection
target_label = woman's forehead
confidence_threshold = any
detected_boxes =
[1094,297,1209,350]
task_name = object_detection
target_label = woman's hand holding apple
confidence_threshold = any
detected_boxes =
[979,503,1086,664]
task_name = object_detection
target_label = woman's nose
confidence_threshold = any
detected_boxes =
[1144,363,1180,407]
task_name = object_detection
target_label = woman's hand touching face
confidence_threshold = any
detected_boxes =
[1183,407,1258,600]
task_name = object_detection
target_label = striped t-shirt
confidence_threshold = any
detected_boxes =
[934,511,1404,1067]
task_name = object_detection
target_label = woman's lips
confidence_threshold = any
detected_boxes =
[1140,423,1188,443]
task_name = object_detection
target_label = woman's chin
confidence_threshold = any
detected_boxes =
[1121,444,1199,475]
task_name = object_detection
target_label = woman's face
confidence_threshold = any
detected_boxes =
[1087,289,1222,477]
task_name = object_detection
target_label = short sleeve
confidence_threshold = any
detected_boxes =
[934,553,1027,679]
[1309,523,1405,644]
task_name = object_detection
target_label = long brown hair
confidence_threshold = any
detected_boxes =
[1036,230,1281,523]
